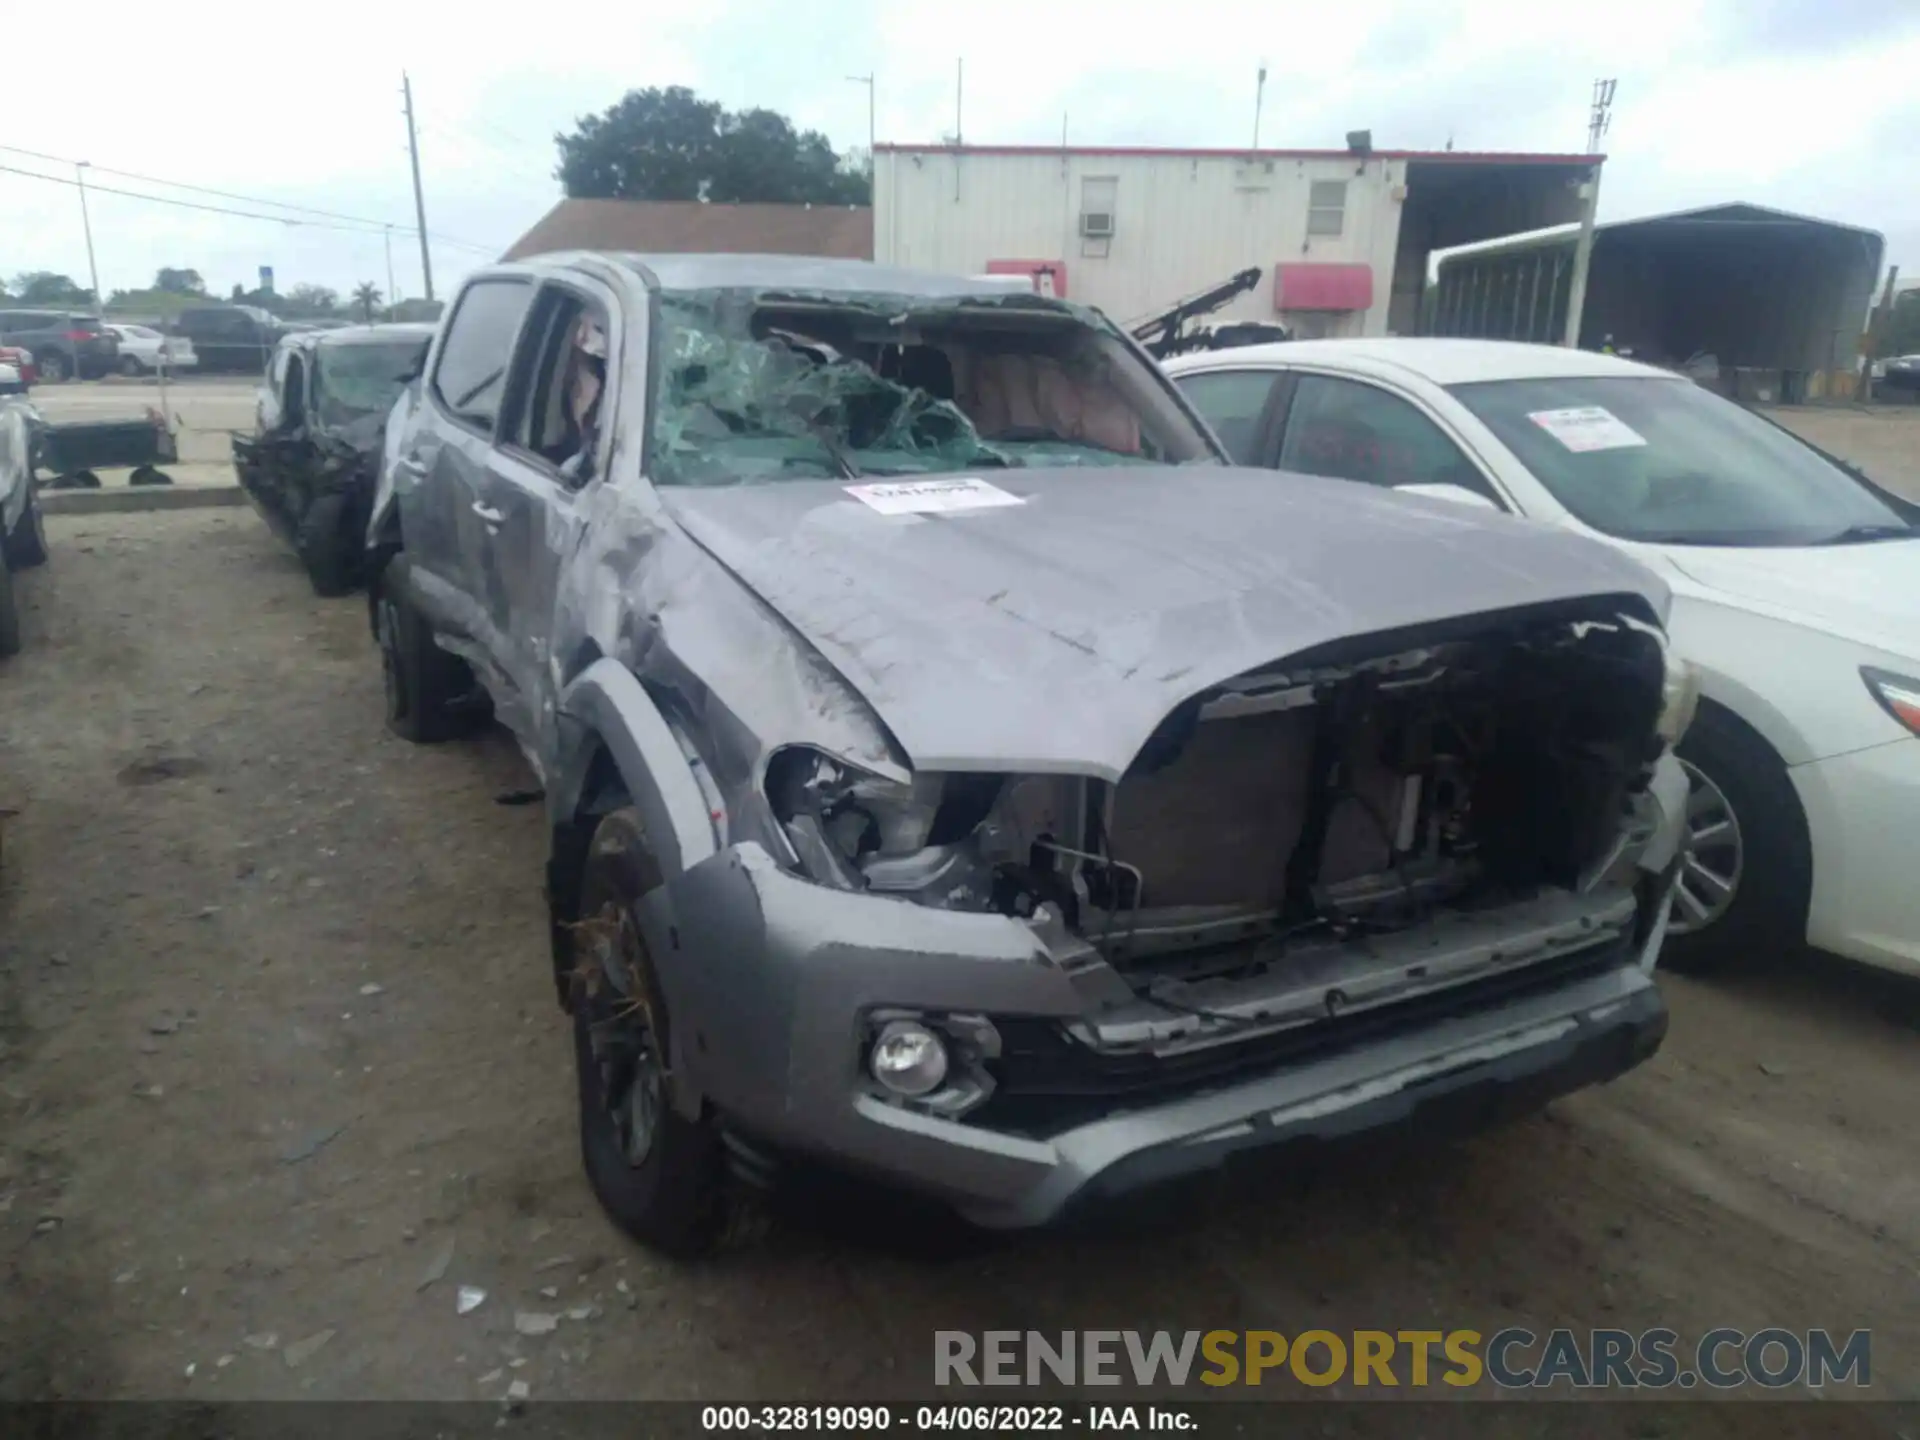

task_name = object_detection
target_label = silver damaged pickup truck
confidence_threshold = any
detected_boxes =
[369,253,1696,1255]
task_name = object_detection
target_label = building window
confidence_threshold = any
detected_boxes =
[1079,176,1118,239]
[1307,180,1347,238]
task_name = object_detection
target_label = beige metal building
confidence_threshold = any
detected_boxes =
[873,142,1599,338]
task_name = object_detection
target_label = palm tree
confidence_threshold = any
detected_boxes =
[352,282,383,323]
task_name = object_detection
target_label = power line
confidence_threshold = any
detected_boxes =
[0,141,500,254]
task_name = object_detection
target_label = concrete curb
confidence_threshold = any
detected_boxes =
[41,484,247,516]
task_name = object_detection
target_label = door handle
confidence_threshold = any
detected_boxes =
[471,502,504,524]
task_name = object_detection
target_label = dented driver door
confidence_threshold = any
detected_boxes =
[477,279,625,757]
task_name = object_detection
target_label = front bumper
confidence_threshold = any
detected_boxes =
[654,843,1674,1230]
[1793,736,1920,975]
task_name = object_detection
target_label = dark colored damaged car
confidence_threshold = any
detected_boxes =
[369,253,1698,1255]
[233,324,434,595]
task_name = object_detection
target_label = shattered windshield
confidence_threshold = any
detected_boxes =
[648,289,1220,486]
[314,340,430,430]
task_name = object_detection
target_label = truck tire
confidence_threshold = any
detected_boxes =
[375,555,474,743]
[5,492,47,569]
[0,549,20,657]
[570,807,731,1258]
[296,493,360,597]
[1660,704,1812,975]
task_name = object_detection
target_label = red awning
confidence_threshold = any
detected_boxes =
[1274,263,1374,312]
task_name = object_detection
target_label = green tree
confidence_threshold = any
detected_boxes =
[153,267,205,295]
[11,272,94,305]
[555,85,869,205]
[285,283,341,318]
[352,282,383,322]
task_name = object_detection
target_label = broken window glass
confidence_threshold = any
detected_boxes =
[647,290,1217,488]
[313,340,432,431]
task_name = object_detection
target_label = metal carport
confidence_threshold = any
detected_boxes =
[1428,203,1885,402]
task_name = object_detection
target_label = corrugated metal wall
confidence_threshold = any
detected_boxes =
[1429,217,1882,400]
[874,150,1406,335]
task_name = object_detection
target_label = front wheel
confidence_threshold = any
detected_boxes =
[375,555,478,742]
[571,808,730,1257]
[37,352,69,384]
[1660,706,1812,974]
[295,493,361,596]
[5,492,47,569]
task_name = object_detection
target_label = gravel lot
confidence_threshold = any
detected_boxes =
[0,403,1915,1432]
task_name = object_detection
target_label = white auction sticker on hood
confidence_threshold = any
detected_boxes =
[844,476,1027,515]
[1526,406,1648,453]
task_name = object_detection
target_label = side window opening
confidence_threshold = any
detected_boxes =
[281,354,308,432]
[431,279,534,434]
[506,287,611,488]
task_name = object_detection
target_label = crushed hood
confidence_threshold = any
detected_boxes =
[1665,539,1920,660]
[663,466,1669,779]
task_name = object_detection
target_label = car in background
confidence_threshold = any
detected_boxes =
[0,395,51,655]
[1876,354,1920,397]
[103,323,198,376]
[167,305,284,374]
[369,254,1693,1253]
[0,311,119,382]
[0,346,36,388]
[1165,338,1920,979]
[232,323,433,594]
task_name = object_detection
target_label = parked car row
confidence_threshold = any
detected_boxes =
[218,252,1912,1259]
[0,310,117,382]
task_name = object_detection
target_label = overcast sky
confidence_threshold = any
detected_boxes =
[4,0,1915,305]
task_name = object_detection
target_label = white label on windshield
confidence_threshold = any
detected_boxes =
[1526,406,1647,453]
[844,477,1026,515]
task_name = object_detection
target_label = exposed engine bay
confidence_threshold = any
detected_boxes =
[765,607,1679,1051]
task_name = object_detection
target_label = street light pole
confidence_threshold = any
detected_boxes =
[847,73,875,172]
[75,161,103,310]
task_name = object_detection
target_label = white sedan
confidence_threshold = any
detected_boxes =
[103,323,197,376]
[1165,339,1920,977]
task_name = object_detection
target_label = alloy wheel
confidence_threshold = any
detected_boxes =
[583,904,666,1169]
[1670,757,1743,935]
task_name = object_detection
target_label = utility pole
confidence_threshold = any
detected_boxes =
[1586,78,1615,155]
[955,59,964,145]
[1252,63,1268,150]
[1562,162,1603,348]
[383,224,398,313]
[401,72,435,303]
[1564,79,1614,348]
[846,73,875,162]
[75,162,103,310]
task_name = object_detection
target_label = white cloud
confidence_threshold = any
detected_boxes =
[1,0,1912,302]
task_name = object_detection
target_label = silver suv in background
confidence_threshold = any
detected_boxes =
[369,252,1695,1254]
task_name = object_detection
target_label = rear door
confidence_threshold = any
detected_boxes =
[408,277,535,687]
[1170,367,1291,465]
[1270,372,1509,506]
[478,277,624,753]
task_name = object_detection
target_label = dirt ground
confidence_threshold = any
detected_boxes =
[0,408,1916,1431]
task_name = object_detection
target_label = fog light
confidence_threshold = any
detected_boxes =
[869,1020,949,1097]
